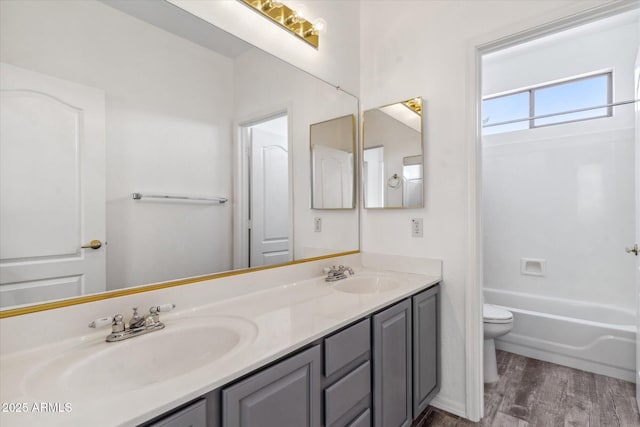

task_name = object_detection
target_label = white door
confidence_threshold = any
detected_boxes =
[0,63,106,308]
[250,128,289,267]
[634,49,640,408]
[312,144,353,208]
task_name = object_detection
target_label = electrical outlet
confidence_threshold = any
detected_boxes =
[411,218,423,237]
[314,217,322,232]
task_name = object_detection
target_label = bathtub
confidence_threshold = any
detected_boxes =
[484,288,636,382]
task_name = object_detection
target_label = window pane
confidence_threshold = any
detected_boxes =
[482,91,530,135]
[534,74,609,126]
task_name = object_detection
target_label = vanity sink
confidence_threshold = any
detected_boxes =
[21,316,257,399]
[331,275,403,294]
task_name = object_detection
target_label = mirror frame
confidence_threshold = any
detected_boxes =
[362,96,424,209]
[0,250,359,318]
[309,114,357,210]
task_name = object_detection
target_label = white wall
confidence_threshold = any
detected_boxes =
[167,0,360,95]
[233,49,359,259]
[0,0,235,289]
[482,17,638,310]
[359,0,613,417]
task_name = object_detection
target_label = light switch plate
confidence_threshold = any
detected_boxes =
[314,217,322,232]
[411,218,423,237]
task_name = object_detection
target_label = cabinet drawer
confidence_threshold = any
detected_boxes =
[347,408,371,427]
[324,318,370,377]
[324,362,371,426]
[148,399,206,427]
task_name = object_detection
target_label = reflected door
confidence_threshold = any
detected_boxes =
[0,63,106,308]
[312,144,353,208]
[363,147,385,208]
[250,126,289,267]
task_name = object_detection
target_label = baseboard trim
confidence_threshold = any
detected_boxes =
[429,395,466,419]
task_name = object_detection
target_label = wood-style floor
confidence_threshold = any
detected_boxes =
[413,350,640,427]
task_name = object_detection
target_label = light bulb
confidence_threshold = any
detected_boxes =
[294,5,308,20]
[312,18,327,34]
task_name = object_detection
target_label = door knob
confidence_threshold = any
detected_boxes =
[625,244,639,256]
[81,240,102,250]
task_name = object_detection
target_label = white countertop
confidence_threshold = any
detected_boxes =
[0,268,440,427]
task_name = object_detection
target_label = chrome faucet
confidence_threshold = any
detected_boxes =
[89,304,175,342]
[128,307,145,329]
[325,265,355,282]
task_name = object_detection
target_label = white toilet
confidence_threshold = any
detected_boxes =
[483,304,513,383]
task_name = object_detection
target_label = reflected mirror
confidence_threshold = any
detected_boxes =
[0,0,359,311]
[363,97,423,209]
[310,115,356,209]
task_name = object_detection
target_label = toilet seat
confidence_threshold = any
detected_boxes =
[483,304,513,324]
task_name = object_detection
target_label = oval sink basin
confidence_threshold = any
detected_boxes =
[22,316,257,399]
[332,275,402,294]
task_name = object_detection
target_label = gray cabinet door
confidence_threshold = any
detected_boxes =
[372,299,412,427]
[412,285,440,418]
[222,345,321,427]
[147,399,206,427]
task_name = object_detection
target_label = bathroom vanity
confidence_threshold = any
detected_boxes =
[0,260,441,427]
[141,283,440,427]
[0,1,444,425]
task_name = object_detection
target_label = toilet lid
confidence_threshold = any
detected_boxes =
[483,304,512,322]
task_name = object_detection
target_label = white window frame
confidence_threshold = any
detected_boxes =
[482,71,613,133]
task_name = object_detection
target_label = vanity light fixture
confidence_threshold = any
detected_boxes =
[403,97,422,115]
[239,0,321,49]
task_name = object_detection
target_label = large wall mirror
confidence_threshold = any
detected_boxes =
[363,97,423,209]
[0,0,359,312]
[310,115,356,209]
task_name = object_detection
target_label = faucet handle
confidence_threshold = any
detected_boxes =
[147,304,175,326]
[112,314,125,332]
[89,316,113,329]
[89,314,124,333]
[158,303,176,312]
[150,303,176,313]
